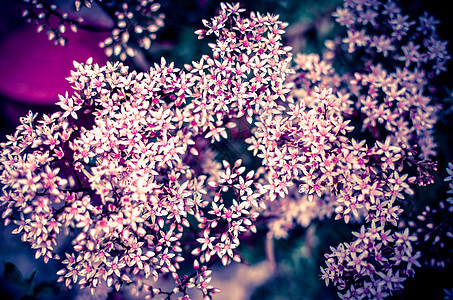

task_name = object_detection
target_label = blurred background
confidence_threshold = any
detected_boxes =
[0,0,452,299]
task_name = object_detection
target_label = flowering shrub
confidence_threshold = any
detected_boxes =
[1,0,452,299]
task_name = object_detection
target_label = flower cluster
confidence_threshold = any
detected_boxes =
[191,2,293,122]
[98,0,165,61]
[291,0,451,160]
[334,0,450,159]
[293,50,440,158]
[322,224,420,300]
[1,3,293,299]
[22,0,82,46]
[22,0,165,60]
[250,83,420,233]
[333,0,450,76]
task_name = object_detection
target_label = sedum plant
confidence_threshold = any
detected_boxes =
[22,0,165,61]
[1,0,452,299]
